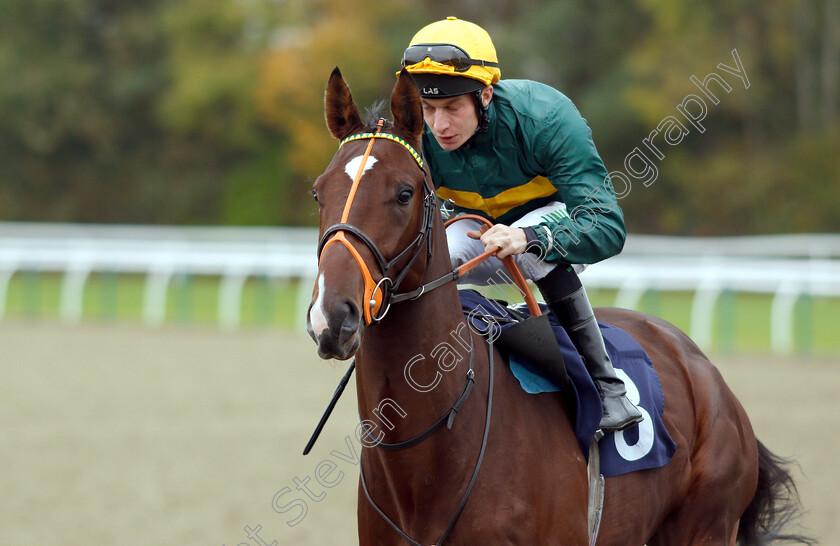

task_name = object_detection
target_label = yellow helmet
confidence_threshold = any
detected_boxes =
[400,17,501,98]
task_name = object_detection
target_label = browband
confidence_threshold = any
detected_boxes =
[339,132,425,170]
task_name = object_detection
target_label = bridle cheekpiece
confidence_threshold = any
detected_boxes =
[317,119,436,325]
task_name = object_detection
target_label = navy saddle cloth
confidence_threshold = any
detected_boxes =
[459,290,676,478]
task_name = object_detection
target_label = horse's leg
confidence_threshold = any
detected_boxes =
[647,453,748,544]
[648,383,758,545]
[647,456,752,544]
[590,310,759,546]
[647,499,740,545]
[648,510,740,545]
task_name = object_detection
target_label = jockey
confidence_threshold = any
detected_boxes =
[400,17,643,432]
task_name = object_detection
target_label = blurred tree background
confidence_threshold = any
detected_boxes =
[0,0,838,235]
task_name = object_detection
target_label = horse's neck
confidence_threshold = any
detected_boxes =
[354,218,474,422]
[355,279,468,412]
[353,256,495,528]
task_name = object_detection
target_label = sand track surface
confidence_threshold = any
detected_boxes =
[1,322,835,544]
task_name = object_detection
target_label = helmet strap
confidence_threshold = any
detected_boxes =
[473,89,490,134]
[463,89,490,148]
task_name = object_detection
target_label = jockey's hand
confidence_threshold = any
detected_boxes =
[467,224,527,259]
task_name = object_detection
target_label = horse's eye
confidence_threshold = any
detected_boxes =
[396,187,414,206]
[311,188,319,203]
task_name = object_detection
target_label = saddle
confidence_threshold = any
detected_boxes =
[459,289,676,478]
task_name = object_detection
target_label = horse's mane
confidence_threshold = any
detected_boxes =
[363,98,422,148]
[363,99,389,131]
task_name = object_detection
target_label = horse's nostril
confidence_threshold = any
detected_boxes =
[343,301,359,320]
[338,300,361,344]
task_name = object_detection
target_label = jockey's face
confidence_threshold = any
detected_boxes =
[421,86,493,151]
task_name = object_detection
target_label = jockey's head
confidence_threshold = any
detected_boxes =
[400,17,500,151]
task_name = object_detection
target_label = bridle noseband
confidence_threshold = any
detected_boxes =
[316,119,437,325]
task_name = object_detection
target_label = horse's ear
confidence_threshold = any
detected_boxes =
[325,67,363,140]
[391,69,424,143]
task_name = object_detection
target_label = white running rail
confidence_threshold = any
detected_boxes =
[1,222,838,354]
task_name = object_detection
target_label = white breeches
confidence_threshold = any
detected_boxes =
[446,201,586,286]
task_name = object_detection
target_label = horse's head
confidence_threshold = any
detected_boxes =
[307,67,431,360]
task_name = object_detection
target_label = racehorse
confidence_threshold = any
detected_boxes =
[306,67,811,545]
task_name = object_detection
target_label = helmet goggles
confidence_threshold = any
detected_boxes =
[401,43,499,73]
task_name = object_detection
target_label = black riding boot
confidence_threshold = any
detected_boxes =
[536,267,643,432]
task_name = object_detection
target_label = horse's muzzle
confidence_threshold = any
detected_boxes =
[307,299,361,360]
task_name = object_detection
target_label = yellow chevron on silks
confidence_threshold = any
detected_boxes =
[436,176,557,218]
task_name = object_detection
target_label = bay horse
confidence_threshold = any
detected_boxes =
[306,67,811,545]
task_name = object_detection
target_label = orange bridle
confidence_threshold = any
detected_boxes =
[317,119,542,326]
[317,120,435,324]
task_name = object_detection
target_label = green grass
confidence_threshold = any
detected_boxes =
[3,272,302,328]
[587,287,840,355]
[2,272,838,354]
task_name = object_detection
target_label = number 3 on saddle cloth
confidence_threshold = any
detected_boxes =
[459,289,676,477]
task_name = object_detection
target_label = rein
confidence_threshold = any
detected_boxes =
[360,336,475,451]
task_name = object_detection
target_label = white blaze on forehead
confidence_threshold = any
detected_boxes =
[309,153,375,338]
[344,154,378,182]
[309,273,329,336]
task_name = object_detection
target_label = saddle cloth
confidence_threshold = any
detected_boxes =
[459,289,676,478]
